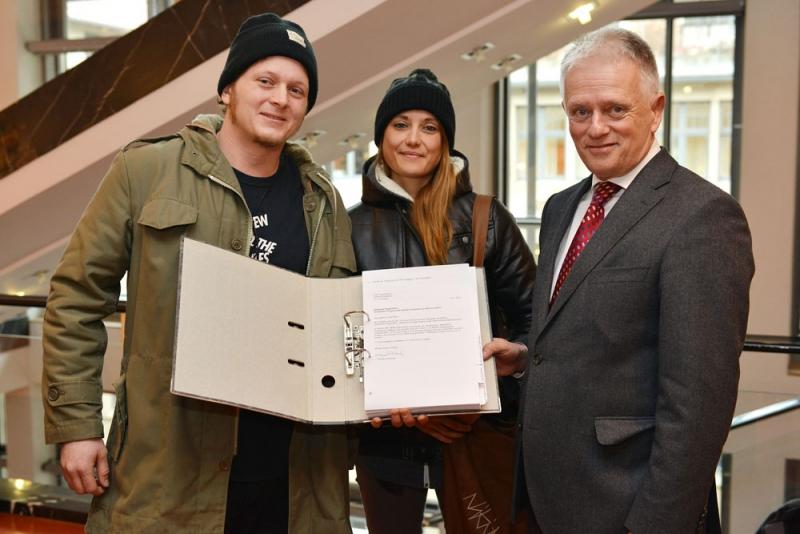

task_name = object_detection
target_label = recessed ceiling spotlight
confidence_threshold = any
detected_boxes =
[568,2,596,25]
[339,133,366,150]
[30,269,50,283]
[490,54,522,72]
[461,42,495,63]
[296,130,326,148]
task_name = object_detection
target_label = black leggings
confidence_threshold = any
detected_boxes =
[356,463,441,534]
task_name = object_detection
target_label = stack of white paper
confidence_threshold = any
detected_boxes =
[362,264,488,417]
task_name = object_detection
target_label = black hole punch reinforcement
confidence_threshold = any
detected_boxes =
[321,375,336,388]
[287,359,305,367]
[288,321,305,330]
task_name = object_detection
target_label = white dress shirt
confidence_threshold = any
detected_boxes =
[550,139,661,298]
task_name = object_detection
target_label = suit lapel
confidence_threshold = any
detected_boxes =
[539,149,676,335]
[531,178,591,336]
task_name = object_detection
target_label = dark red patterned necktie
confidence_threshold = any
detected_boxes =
[550,181,622,308]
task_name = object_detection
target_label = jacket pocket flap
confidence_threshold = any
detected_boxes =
[138,198,198,229]
[333,239,357,273]
[589,267,649,283]
[594,416,655,445]
[46,381,103,407]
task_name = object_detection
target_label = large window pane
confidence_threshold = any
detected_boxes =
[66,0,149,39]
[518,224,542,262]
[538,106,565,179]
[718,100,732,186]
[326,146,375,209]
[671,101,710,177]
[671,15,735,192]
[506,67,531,218]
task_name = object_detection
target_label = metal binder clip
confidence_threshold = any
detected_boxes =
[343,311,370,382]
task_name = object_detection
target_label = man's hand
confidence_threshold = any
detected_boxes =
[483,338,528,377]
[369,411,480,443]
[60,438,110,496]
[417,414,478,443]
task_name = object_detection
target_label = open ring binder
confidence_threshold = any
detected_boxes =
[343,310,370,382]
[172,237,501,424]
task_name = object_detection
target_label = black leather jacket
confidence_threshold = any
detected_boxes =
[348,153,536,488]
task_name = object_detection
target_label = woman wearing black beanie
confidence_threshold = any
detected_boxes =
[348,68,536,533]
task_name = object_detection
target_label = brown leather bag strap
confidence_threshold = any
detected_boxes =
[471,194,493,267]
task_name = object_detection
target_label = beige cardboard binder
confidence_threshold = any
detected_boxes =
[171,237,500,424]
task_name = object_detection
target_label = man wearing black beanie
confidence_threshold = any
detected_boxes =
[43,11,355,534]
[217,12,319,110]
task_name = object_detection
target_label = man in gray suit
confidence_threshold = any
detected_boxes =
[490,27,754,534]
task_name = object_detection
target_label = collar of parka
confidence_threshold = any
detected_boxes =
[179,114,339,204]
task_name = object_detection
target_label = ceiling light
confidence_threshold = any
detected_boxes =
[683,85,693,94]
[491,54,522,72]
[339,133,366,150]
[461,42,495,63]
[296,130,326,149]
[14,291,26,297]
[31,269,49,284]
[568,2,596,25]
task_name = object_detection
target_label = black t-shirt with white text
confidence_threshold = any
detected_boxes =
[236,153,310,272]
[230,152,310,481]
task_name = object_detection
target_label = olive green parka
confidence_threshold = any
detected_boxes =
[42,114,356,533]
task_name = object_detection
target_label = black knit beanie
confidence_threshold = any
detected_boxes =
[374,68,455,149]
[217,13,318,111]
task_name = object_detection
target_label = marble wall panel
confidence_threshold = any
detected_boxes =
[0,0,311,180]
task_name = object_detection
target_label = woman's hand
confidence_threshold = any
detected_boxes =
[370,411,480,443]
[417,414,478,443]
[370,408,420,429]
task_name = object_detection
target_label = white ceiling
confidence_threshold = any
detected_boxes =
[0,0,655,321]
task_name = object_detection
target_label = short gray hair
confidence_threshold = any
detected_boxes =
[560,26,660,96]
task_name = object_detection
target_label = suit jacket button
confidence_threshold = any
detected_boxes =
[532,353,543,366]
[231,239,243,251]
[47,387,60,401]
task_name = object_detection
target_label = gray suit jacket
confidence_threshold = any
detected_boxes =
[518,149,754,534]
